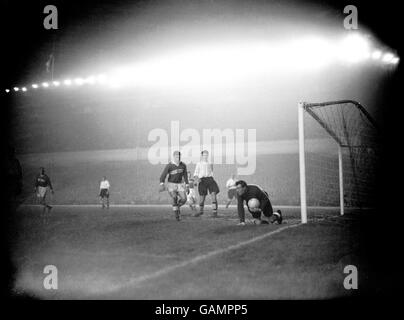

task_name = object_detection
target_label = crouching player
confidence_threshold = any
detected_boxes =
[159,151,189,221]
[235,180,282,225]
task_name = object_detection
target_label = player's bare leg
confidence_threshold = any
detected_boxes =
[39,196,50,225]
[100,197,105,209]
[194,195,206,217]
[211,192,218,217]
[225,198,232,208]
[169,191,181,221]
[189,197,196,211]
[177,191,187,208]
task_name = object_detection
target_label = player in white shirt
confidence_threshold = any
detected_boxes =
[99,176,110,209]
[225,174,237,208]
[193,150,220,217]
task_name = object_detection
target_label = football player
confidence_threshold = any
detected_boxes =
[34,167,54,221]
[99,176,110,209]
[159,151,189,221]
[193,150,220,217]
[187,171,197,211]
[225,174,237,208]
[235,180,282,226]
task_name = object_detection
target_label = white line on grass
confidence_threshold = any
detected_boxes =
[92,222,302,295]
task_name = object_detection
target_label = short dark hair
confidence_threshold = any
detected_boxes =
[235,180,247,188]
[201,150,209,155]
[173,151,181,156]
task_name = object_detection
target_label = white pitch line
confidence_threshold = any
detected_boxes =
[93,222,302,295]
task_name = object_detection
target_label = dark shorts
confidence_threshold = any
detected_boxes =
[227,188,237,199]
[100,189,109,198]
[198,177,220,196]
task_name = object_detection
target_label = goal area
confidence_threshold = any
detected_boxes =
[298,100,380,223]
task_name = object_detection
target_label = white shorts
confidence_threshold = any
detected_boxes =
[167,182,186,193]
[36,186,47,198]
[187,188,197,201]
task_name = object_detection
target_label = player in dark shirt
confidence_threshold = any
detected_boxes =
[159,151,189,221]
[34,167,54,216]
[235,180,282,225]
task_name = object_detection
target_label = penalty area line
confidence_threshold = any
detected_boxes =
[93,222,302,295]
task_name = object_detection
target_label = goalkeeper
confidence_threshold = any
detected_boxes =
[159,151,189,221]
[235,180,282,225]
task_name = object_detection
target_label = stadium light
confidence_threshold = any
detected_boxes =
[85,76,96,84]
[5,89,10,93]
[371,50,382,60]
[96,74,108,84]
[382,52,395,63]
[22,87,27,92]
[3,33,399,93]
[74,78,85,85]
[337,33,371,63]
[13,87,19,91]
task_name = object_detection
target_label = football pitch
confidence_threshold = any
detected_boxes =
[10,205,373,299]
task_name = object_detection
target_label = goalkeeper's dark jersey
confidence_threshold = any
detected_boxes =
[160,161,189,184]
[237,184,271,222]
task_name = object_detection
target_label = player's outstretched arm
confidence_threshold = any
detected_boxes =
[159,164,170,192]
[183,163,189,185]
[237,195,245,224]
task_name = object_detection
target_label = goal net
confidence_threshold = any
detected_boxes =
[298,100,380,223]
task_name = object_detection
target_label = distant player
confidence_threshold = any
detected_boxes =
[235,180,282,225]
[186,171,197,211]
[193,150,220,217]
[34,167,54,217]
[159,151,189,221]
[225,174,237,208]
[99,176,110,209]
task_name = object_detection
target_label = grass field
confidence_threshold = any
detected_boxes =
[9,205,376,299]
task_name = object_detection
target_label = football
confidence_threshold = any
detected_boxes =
[248,198,260,210]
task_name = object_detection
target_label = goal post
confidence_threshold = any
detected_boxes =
[298,100,379,223]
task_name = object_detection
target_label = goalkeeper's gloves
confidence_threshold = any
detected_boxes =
[159,183,166,192]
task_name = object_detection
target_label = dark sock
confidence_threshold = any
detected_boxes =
[212,202,218,215]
